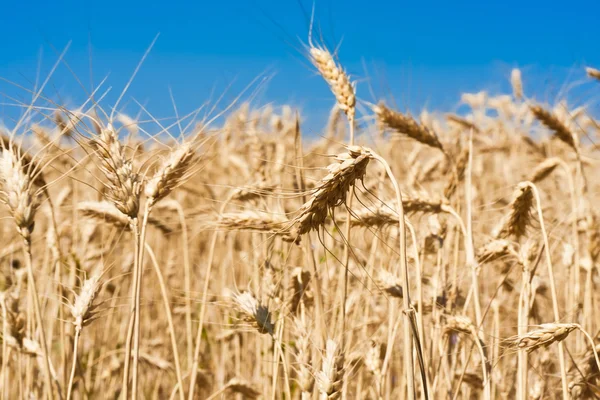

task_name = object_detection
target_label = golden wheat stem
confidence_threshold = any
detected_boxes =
[527,182,569,400]
[131,202,152,399]
[517,271,530,400]
[23,239,55,400]
[66,328,80,400]
[370,151,416,400]
[121,217,140,400]
[144,243,186,400]
[340,115,355,371]
[406,219,431,396]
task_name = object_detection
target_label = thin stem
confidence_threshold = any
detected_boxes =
[341,117,354,358]
[144,243,186,400]
[66,328,80,400]
[132,203,151,399]
[23,238,55,400]
[527,182,569,400]
[371,152,415,400]
[121,218,140,399]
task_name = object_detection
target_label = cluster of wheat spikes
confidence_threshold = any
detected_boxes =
[1,35,600,400]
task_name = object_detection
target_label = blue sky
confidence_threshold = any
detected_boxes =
[1,0,599,133]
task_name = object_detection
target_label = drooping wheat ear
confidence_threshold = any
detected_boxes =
[477,239,518,264]
[376,270,403,298]
[232,291,274,335]
[77,201,171,234]
[511,68,523,100]
[90,124,141,218]
[309,45,356,121]
[292,146,371,235]
[513,323,577,353]
[316,339,344,400]
[586,67,600,81]
[446,114,480,133]
[496,182,534,240]
[70,272,102,331]
[374,103,445,152]
[530,105,579,153]
[529,157,561,183]
[145,142,194,207]
[293,318,315,398]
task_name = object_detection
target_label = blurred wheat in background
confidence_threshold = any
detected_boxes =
[1,23,600,400]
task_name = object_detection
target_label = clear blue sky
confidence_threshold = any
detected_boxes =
[1,0,599,132]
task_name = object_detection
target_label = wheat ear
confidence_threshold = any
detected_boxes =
[374,102,445,152]
[308,45,356,123]
[511,68,523,100]
[530,105,578,153]
[586,67,600,81]
[67,272,102,400]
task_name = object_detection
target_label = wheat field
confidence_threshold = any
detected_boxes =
[1,37,600,400]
